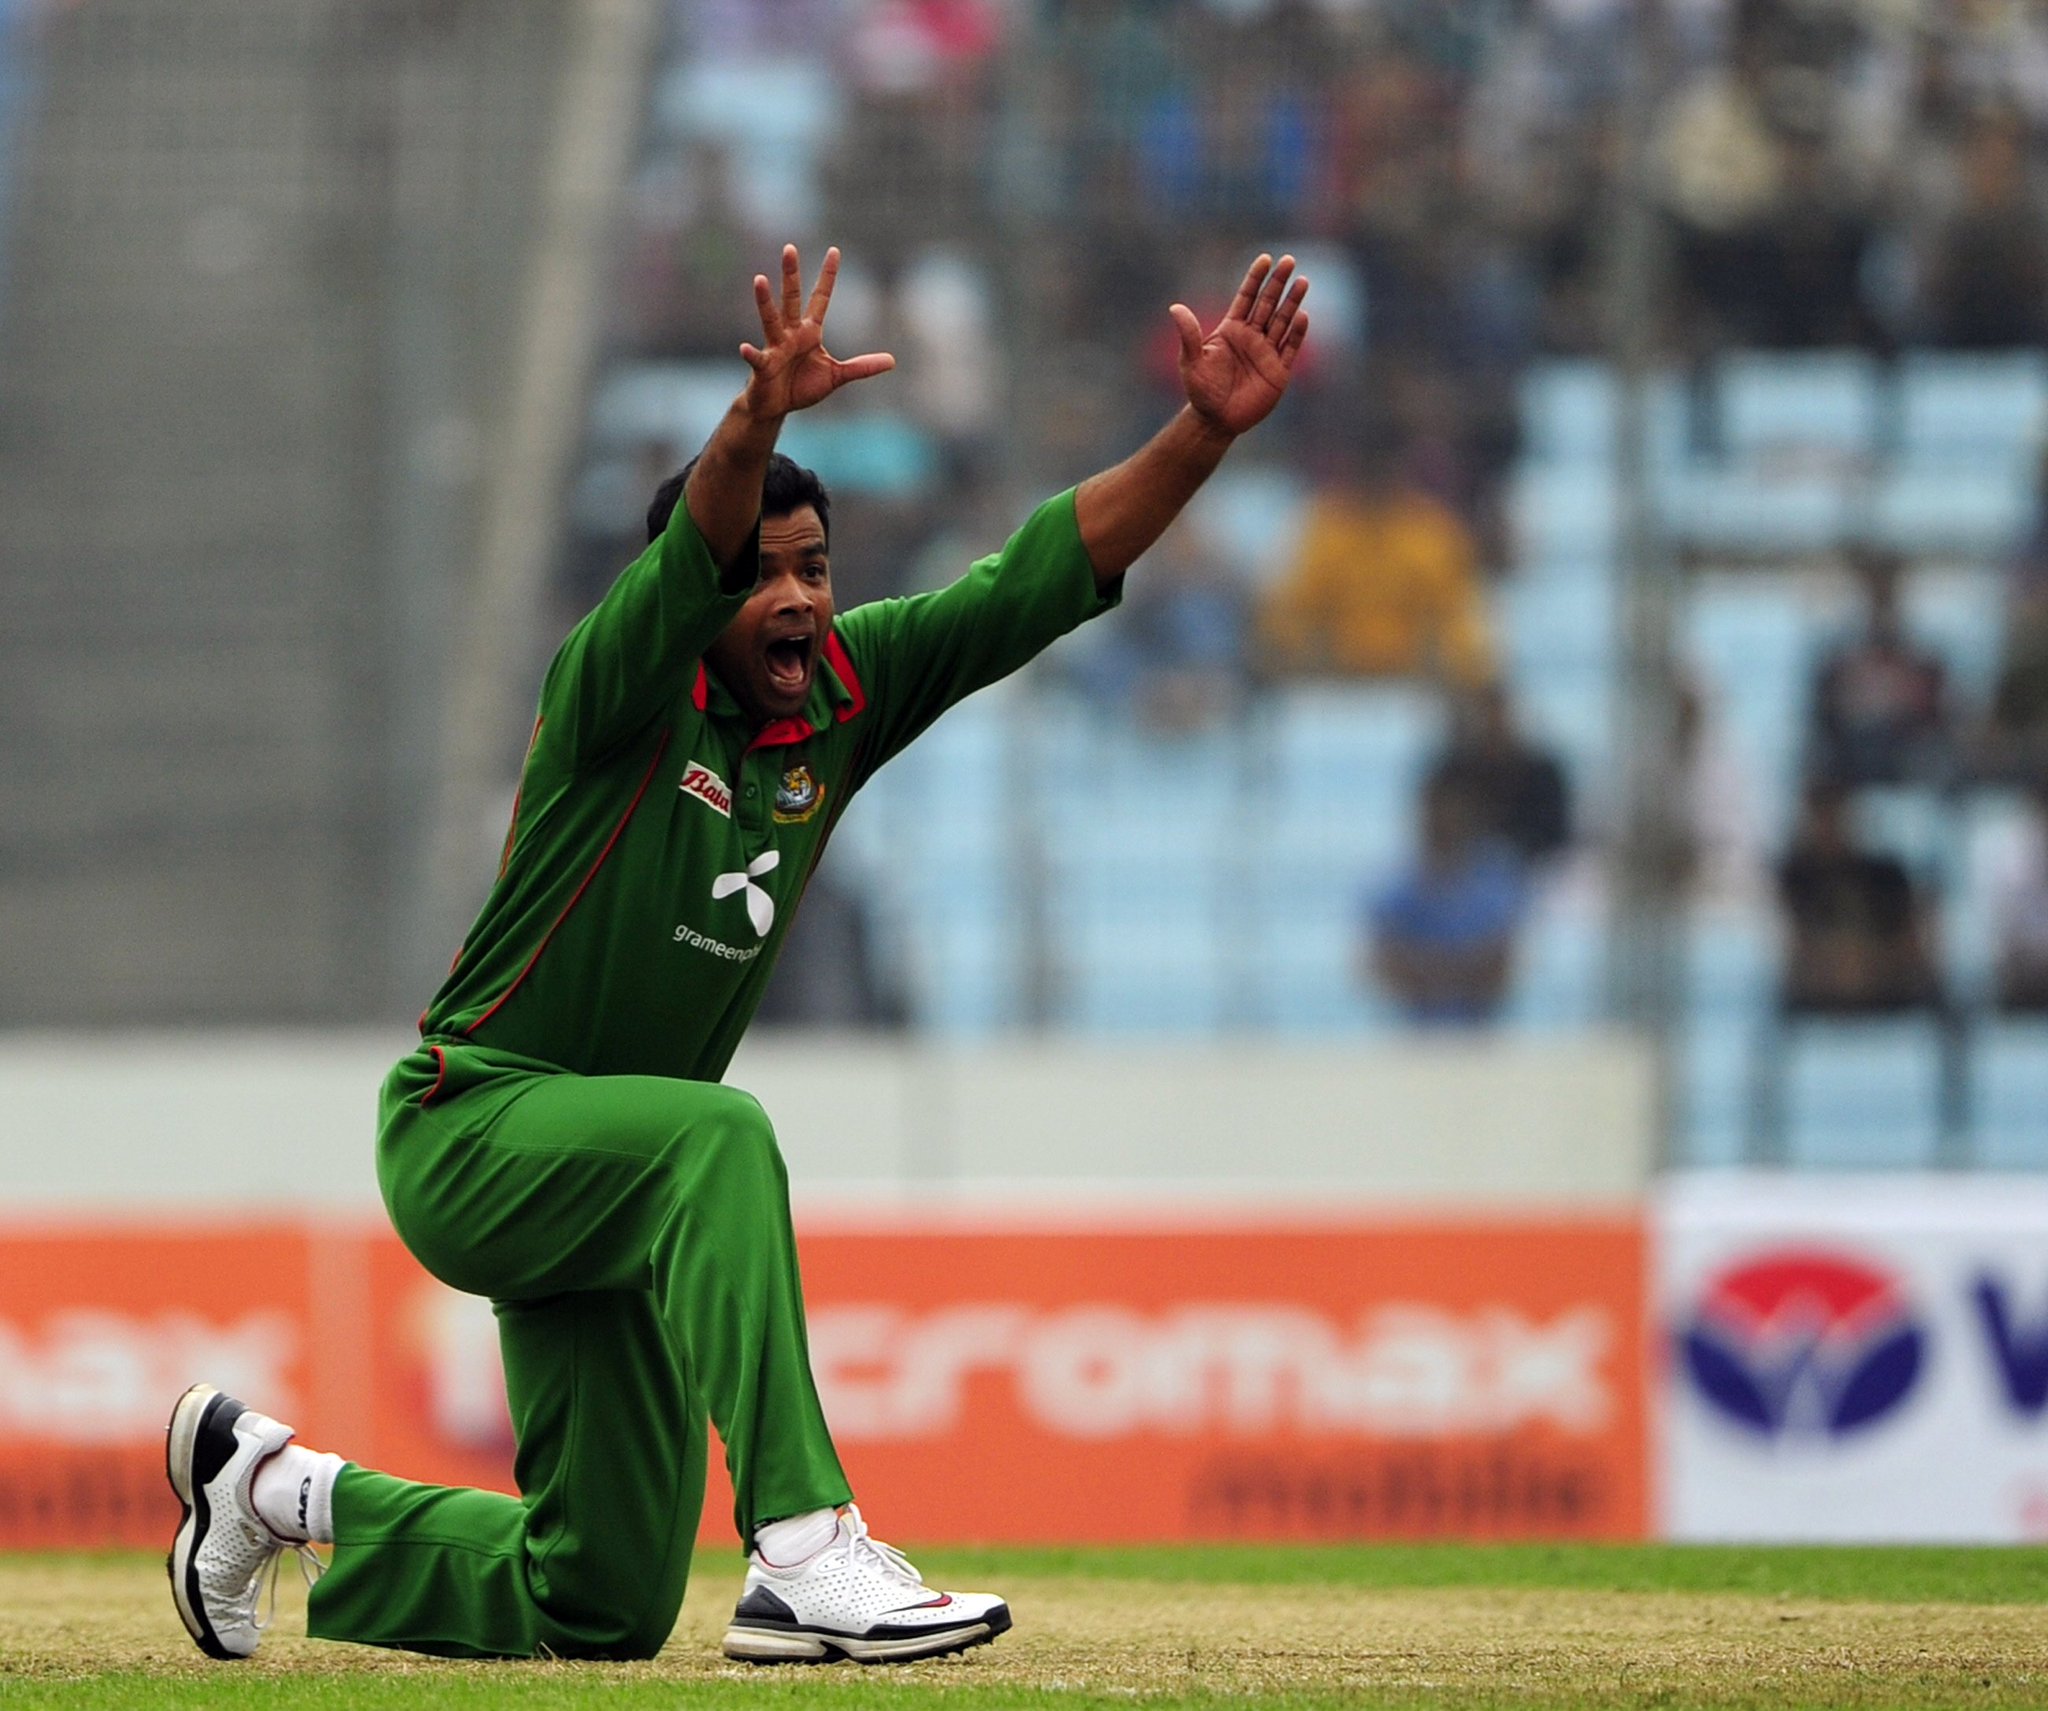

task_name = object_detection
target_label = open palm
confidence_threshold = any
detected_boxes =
[1171,255,1310,438]
[740,244,895,419]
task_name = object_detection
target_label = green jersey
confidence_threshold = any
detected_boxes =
[414,488,1114,1088]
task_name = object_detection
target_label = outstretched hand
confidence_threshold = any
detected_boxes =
[739,244,895,420]
[1170,254,1310,439]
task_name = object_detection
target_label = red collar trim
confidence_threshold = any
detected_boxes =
[745,715,815,754]
[823,631,866,723]
[701,632,863,751]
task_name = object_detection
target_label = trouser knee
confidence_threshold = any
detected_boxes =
[676,1085,787,1197]
[538,1575,685,1660]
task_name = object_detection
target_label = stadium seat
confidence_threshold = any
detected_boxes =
[1502,888,1603,1029]
[1186,464,1308,590]
[1872,462,2034,559]
[1684,578,1819,842]
[1678,1014,1763,1168]
[1853,785,1955,883]
[1509,662,1615,795]
[1945,792,2037,1007]
[1497,578,1616,676]
[1968,1019,2048,1168]
[590,362,738,451]
[1506,465,1620,565]
[1517,361,1691,470]
[1670,463,1854,556]
[1716,351,1880,462]
[1773,1015,1953,1168]
[1897,352,2048,460]
[1685,902,1779,1021]
[1903,568,2007,701]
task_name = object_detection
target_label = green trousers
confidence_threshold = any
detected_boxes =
[305,1044,853,1659]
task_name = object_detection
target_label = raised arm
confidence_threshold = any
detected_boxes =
[684,244,895,567]
[1073,253,1309,585]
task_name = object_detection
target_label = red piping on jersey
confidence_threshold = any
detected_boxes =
[421,1044,448,1106]
[691,664,708,712]
[497,716,544,880]
[464,731,672,1038]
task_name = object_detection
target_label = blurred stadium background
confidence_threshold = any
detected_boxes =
[10,0,2048,1553]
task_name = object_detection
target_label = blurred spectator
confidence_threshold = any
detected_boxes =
[754,867,906,1030]
[1428,684,1572,864]
[1673,678,1766,903]
[1257,430,1495,687]
[1065,513,1248,735]
[1919,107,2048,350]
[1365,775,1528,1027]
[1977,578,2048,787]
[1806,548,1951,789]
[1777,779,1942,1015]
[1986,782,2048,1011]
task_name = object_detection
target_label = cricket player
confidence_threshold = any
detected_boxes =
[167,244,1309,1665]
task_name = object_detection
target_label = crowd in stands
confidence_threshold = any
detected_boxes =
[566,0,2048,1043]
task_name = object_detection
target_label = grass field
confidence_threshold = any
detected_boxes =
[4,1544,2048,1710]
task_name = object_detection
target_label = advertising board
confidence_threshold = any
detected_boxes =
[1660,1175,2048,1541]
[0,1214,1647,1548]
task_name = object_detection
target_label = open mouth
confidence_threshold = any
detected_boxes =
[763,635,813,697]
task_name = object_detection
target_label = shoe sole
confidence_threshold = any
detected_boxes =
[165,1383,241,1662]
[722,1604,1011,1665]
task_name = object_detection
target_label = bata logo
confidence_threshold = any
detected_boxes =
[812,1302,1612,1441]
[0,1311,298,1444]
[680,761,732,817]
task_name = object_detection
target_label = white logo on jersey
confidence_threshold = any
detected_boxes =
[711,848,780,938]
[680,761,732,818]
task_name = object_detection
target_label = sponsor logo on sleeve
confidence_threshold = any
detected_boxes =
[680,761,732,818]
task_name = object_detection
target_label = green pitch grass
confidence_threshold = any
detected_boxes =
[3,1544,2046,1710]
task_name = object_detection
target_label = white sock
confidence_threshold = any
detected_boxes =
[251,1443,343,1545]
[753,1507,840,1566]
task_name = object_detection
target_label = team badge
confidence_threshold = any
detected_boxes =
[773,763,825,824]
[680,760,732,818]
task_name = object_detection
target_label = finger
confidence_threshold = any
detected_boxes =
[1279,311,1309,370]
[1169,302,1204,365]
[807,246,841,325]
[1225,254,1272,323]
[1250,255,1295,328]
[832,351,897,385]
[740,343,769,372]
[781,244,803,326]
[1267,274,1309,345]
[753,275,778,343]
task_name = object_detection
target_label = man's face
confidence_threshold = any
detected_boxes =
[704,505,835,725]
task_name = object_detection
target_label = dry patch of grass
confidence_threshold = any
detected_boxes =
[2,1554,2046,1709]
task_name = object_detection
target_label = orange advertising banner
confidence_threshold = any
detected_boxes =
[0,1215,1646,1550]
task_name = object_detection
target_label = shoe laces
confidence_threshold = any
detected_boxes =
[248,1541,327,1636]
[841,1504,924,1589]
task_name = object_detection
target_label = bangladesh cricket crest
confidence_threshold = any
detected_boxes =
[772,763,824,824]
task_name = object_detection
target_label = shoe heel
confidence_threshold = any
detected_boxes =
[165,1384,217,1507]
[723,1626,829,1663]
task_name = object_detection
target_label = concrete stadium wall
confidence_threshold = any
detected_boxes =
[0,1030,1652,1212]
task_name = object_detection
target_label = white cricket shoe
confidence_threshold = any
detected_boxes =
[722,1504,1010,1664]
[165,1383,322,1659]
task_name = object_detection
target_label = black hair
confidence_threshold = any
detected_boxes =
[645,452,832,547]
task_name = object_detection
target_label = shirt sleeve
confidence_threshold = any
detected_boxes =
[535,498,754,769]
[833,488,1120,777]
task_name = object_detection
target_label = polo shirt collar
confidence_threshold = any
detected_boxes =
[690,628,866,748]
